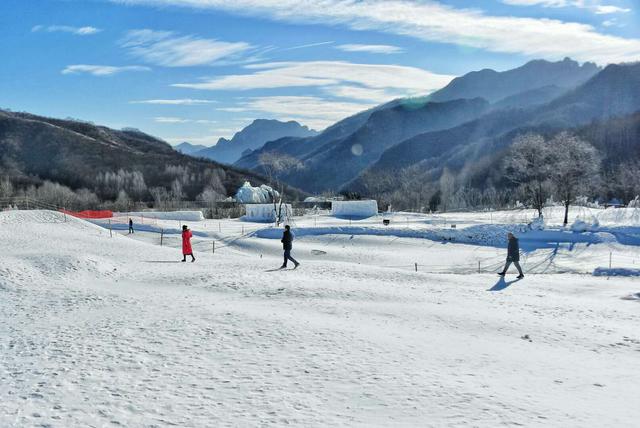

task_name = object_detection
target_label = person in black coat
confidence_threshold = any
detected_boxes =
[128,218,134,234]
[280,225,300,269]
[498,232,524,278]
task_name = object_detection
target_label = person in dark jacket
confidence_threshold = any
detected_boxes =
[280,225,299,269]
[128,218,134,234]
[498,232,524,278]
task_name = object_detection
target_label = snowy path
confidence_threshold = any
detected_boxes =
[1,211,639,427]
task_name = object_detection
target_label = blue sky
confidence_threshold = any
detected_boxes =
[0,0,638,146]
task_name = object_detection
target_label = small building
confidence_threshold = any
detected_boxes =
[330,200,378,219]
[243,203,292,223]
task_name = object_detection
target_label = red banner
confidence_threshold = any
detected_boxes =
[60,209,113,219]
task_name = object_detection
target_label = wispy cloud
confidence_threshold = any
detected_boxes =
[217,95,374,130]
[61,64,150,76]
[173,61,454,94]
[154,116,217,124]
[32,25,102,35]
[503,0,631,14]
[121,29,252,67]
[111,0,640,64]
[280,41,334,51]
[336,44,404,54]
[130,98,217,105]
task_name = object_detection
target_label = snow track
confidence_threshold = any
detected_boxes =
[1,210,639,427]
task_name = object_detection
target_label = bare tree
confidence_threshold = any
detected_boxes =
[549,132,601,225]
[503,133,556,218]
[258,152,302,225]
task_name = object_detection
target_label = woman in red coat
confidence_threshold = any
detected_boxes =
[181,225,195,262]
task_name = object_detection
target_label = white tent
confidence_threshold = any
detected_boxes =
[331,200,378,218]
[244,203,292,223]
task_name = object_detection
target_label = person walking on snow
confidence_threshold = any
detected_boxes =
[128,218,134,234]
[181,225,195,262]
[280,225,299,269]
[498,232,524,278]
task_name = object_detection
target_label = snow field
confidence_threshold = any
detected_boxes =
[1,209,640,427]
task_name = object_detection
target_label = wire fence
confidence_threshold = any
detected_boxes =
[2,196,639,276]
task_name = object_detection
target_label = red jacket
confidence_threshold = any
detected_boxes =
[182,230,193,255]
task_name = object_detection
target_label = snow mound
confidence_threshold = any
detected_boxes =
[235,181,278,203]
[595,207,640,226]
[571,218,600,232]
[528,216,545,230]
[117,211,204,221]
[622,292,640,301]
[331,200,378,218]
[243,203,292,223]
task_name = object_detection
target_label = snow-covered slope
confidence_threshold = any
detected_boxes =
[1,209,639,427]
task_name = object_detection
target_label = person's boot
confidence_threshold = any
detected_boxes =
[497,271,506,276]
[517,274,524,279]
[294,262,300,269]
[182,257,186,262]
[191,256,196,263]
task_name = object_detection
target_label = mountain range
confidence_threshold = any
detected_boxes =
[235,58,611,195]
[0,110,301,201]
[185,119,317,165]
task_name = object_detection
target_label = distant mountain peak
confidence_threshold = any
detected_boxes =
[193,118,318,164]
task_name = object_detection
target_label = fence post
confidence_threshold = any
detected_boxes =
[415,262,418,272]
[219,222,221,233]
[212,240,215,254]
[108,219,113,238]
[160,229,164,246]
[478,260,481,273]
[609,252,612,270]
[63,207,67,222]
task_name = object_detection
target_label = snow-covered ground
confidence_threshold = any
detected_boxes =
[1,208,639,427]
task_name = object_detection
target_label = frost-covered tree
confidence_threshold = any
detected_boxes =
[438,168,455,212]
[114,190,132,212]
[503,133,556,218]
[0,178,14,199]
[549,132,601,225]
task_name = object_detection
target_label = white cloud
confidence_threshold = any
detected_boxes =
[111,0,640,64]
[322,85,406,103]
[61,64,151,76]
[502,0,574,6]
[173,61,454,94]
[594,5,631,14]
[336,44,404,54]
[154,116,217,124]
[32,25,102,35]
[217,95,374,130]
[121,29,252,67]
[130,98,217,105]
[503,0,631,14]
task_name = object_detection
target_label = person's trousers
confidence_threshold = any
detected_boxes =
[502,260,523,275]
[283,250,298,267]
